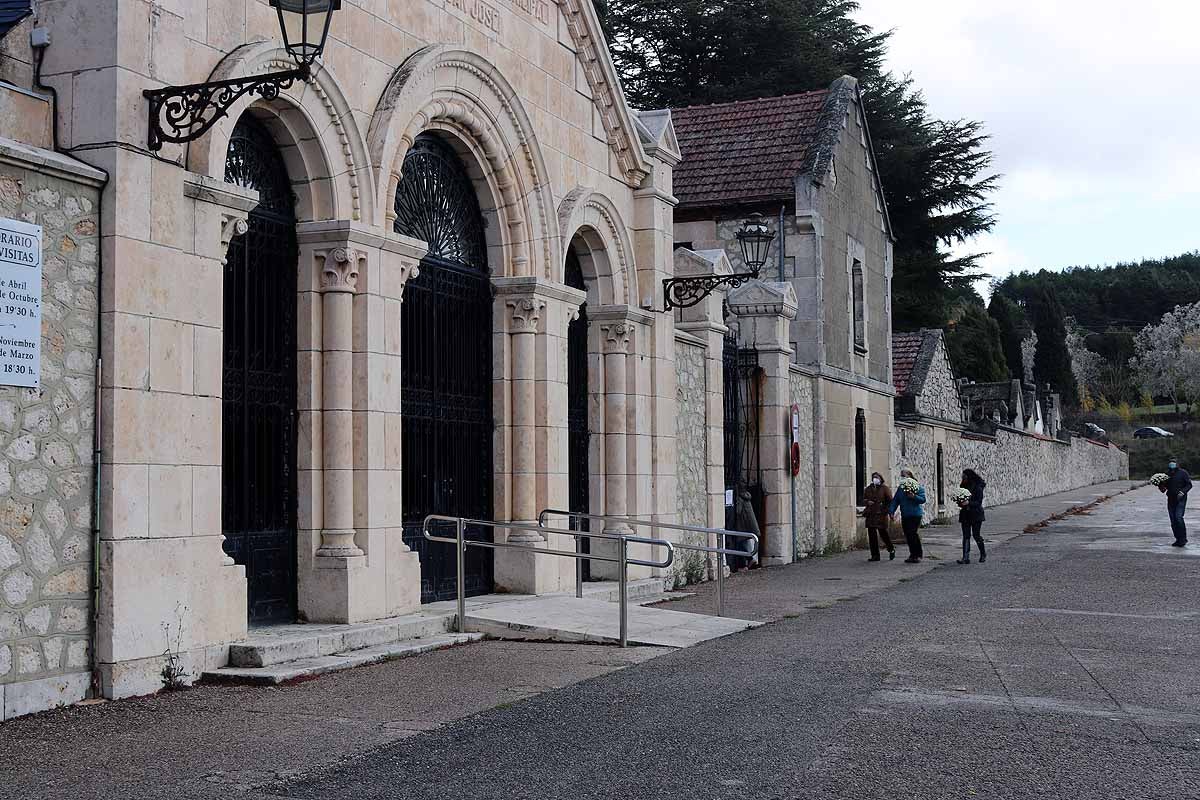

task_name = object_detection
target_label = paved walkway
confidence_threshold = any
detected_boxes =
[0,479,1163,800]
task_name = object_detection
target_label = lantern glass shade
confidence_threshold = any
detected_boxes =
[270,0,341,65]
[736,213,775,274]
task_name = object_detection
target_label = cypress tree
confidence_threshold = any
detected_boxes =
[1029,287,1079,407]
[987,293,1026,381]
[945,305,1008,383]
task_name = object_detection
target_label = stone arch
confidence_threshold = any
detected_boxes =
[557,187,637,307]
[187,40,372,224]
[368,45,559,279]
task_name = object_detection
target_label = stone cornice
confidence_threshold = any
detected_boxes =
[492,275,587,308]
[183,172,259,213]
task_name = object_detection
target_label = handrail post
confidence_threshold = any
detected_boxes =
[618,536,628,648]
[716,530,725,618]
[456,518,466,634]
[574,515,583,599]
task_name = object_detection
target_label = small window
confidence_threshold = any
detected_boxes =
[854,409,867,505]
[852,259,866,353]
[936,444,945,507]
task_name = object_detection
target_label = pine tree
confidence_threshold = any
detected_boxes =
[1029,287,1079,407]
[595,1,997,331]
[945,305,1008,383]
[987,293,1026,381]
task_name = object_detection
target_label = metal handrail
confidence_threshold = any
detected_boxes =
[422,515,674,647]
[538,509,759,618]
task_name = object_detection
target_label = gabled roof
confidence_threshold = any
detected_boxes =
[891,331,925,394]
[671,89,829,210]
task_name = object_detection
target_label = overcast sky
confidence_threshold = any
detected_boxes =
[853,0,1200,292]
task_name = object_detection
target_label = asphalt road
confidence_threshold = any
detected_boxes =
[274,486,1200,800]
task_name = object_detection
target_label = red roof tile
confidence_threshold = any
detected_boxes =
[892,331,924,394]
[671,90,830,210]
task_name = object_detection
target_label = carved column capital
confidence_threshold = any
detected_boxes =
[219,214,249,266]
[319,248,362,293]
[507,297,546,335]
[601,322,633,354]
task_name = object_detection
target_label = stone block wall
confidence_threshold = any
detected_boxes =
[893,420,1129,521]
[672,335,709,587]
[789,368,816,554]
[0,139,104,720]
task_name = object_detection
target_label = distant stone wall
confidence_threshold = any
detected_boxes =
[673,336,709,586]
[0,140,104,720]
[789,368,816,554]
[894,419,1128,520]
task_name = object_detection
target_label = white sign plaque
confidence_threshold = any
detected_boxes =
[0,218,43,388]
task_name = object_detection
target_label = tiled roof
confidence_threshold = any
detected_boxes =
[671,90,830,210]
[891,332,924,394]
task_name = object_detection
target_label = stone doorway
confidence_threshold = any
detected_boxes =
[395,133,495,603]
[565,247,591,580]
[221,114,299,624]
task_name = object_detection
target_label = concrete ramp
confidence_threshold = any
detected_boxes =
[465,595,760,647]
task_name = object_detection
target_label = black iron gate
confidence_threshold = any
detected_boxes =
[395,134,494,603]
[565,248,591,580]
[723,319,762,535]
[221,115,298,624]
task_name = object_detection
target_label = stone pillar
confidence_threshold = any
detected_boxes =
[315,247,364,560]
[728,280,799,566]
[601,321,633,534]
[507,297,545,542]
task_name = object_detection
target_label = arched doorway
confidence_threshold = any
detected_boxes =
[221,114,298,624]
[395,133,494,603]
[565,247,591,580]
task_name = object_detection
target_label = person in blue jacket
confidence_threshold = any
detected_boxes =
[888,468,927,563]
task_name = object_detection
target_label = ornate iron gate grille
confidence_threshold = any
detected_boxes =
[565,248,591,580]
[396,134,494,603]
[221,115,298,624]
[723,318,762,532]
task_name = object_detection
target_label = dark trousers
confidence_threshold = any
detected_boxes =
[1169,497,1188,543]
[901,516,922,559]
[867,526,894,559]
[961,521,986,560]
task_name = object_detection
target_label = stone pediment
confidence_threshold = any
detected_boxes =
[674,247,731,278]
[727,280,798,319]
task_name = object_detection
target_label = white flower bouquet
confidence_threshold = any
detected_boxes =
[1150,473,1170,487]
[898,477,920,497]
[952,487,972,507]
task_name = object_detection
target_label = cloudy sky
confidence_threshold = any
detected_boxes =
[853,0,1200,292]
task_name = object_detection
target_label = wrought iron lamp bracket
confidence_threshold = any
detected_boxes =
[662,271,760,312]
[144,64,311,152]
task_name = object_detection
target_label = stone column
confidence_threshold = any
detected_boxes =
[507,297,545,542]
[728,280,799,566]
[601,321,633,535]
[314,247,365,561]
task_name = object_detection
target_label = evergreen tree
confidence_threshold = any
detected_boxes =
[987,293,1026,381]
[945,305,1008,383]
[596,0,997,330]
[1029,287,1079,406]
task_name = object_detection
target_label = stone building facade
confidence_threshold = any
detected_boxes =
[0,0,696,713]
[891,328,1127,522]
[671,77,895,556]
[0,8,105,717]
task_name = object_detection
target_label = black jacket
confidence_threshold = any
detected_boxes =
[959,479,986,524]
[1165,468,1192,503]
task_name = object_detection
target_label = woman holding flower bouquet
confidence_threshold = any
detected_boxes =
[956,469,987,564]
[861,472,896,561]
[888,469,927,563]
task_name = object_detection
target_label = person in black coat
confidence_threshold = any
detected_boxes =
[1161,457,1192,547]
[957,469,987,564]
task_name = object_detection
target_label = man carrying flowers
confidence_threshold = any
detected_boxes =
[1154,458,1192,547]
[888,468,927,563]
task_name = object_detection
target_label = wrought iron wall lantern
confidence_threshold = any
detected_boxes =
[663,213,776,311]
[144,0,340,152]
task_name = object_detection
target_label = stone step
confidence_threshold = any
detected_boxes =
[227,611,456,668]
[203,633,483,685]
[576,578,675,605]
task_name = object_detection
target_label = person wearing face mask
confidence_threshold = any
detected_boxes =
[888,468,927,563]
[861,472,896,561]
[1160,456,1192,547]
